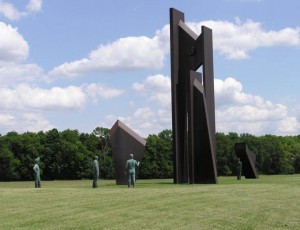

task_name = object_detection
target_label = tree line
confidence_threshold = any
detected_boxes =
[0,128,299,181]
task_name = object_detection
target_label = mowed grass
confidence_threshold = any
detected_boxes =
[0,175,299,230]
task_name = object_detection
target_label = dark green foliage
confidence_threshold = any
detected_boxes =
[0,127,114,181]
[0,127,299,181]
[139,130,173,179]
[216,133,300,176]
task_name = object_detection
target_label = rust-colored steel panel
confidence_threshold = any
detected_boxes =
[235,143,259,179]
[170,8,217,184]
[109,120,146,185]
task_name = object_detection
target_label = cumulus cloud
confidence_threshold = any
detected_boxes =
[47,18,300,81]
[0,81,125,134]
[47,28,170,80]
[100,74,172,137]
[0,112,53,133]
[102,107,160,137]
[187,19,300,59]
[127,75,300,136]
[132,74,171,107]
[48,35,165,79]
[0,22,29,62]
[0,82,124,112]
[215,77,300,135]
[83,83,124,101]
[0,0,42,20]
[0,63,43,85]
[26,0,42,13]
[0,22,44,86]
[0,84,86,111]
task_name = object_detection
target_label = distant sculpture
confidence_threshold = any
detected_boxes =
[33,157,41,188]
[235,143,259,179]
[170,8,217,184]
[236,158,242,180]
[92,156,99,188]
[109,120,146,185]
[126,154,140,188]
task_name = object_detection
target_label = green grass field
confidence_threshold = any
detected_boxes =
[0,175,299,229]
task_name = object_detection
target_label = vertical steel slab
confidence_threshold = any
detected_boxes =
[109,120,146,185]
[170,8,217,184]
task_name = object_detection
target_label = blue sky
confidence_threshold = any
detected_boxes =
[0,0,300,137]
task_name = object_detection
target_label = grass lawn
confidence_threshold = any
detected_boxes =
[0,175,299,229]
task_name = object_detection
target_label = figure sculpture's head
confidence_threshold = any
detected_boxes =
[35,157,40,163]
[94,156,98,160]
[130,154,134,159]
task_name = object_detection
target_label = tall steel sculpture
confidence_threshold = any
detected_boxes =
[235,143,259,179]
[170,8,217,184]
[109,120,146,185]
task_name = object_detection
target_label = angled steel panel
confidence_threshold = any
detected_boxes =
[235,143,259,179]
[109,120,146,185]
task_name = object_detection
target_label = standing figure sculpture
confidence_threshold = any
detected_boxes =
[33,157,41,188]
[92,156,99,188]
[237,158,242,180]
[126,154,140,188]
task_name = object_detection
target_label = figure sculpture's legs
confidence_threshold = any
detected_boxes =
[35,176,41,188]
[128,173,135,187]
[132,174,136,187]
[237,170,241,180]
[93,177,98,188]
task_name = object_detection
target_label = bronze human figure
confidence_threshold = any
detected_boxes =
[237,158,242,180]
[126,154,140,188]
[33,157,41,188]
[92,156,99,188]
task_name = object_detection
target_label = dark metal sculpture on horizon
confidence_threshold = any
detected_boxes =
[235,143,259,179]
[109,120,146,185]
[170,8,217,184]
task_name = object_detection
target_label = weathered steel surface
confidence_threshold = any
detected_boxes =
[170,8,217,184]
[235,143,259,179]
[109,120,146,185]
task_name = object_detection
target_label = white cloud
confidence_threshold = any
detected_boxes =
[133,74,171,107]
[127,75,300,136]
[0,113,14,126]
[0,84,86,111]
[133,107,153,119]
[0,62,43,85]
[215,77,274,107]
[0,112,53,133]
[215,77,300,135]
[48,36,165,79]
[103,107,160,138]
[99,74,173,137]
[47,18,300,81]
[0,22,45,86]
[277,117,300,135]
[0,1,24,20]
[0,22,29,62]
[48,28,170,80]
[187,19,300,59]
[26,0,42,13]
[0,0,42,21]
[84,83,124,101]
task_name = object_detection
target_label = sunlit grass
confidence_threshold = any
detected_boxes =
[0,175,299,229]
